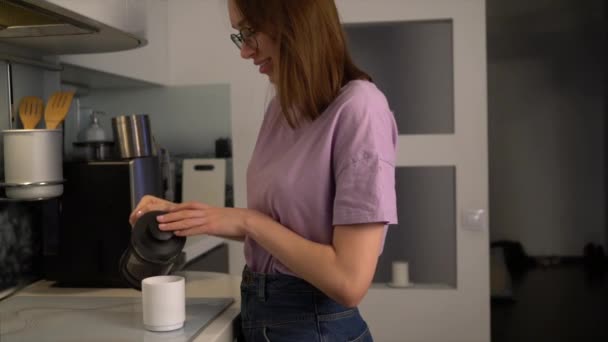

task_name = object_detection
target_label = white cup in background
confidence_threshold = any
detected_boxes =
[390,261,410,287]
[142,275,185,331]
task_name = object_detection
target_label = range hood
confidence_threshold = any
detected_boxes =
[0,0,146,54]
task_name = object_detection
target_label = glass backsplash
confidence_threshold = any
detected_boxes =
[0,202,43,291]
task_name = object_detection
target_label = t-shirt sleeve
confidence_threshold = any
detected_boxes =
[332,88,398,226]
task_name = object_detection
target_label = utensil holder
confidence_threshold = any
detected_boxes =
[2,129,64,200]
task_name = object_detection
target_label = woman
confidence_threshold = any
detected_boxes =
[130,0,398,340]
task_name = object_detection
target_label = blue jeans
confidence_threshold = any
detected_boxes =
[239,267,373,342]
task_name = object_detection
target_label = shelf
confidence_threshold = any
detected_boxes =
[61,63,161,90]
[371,282,454,290]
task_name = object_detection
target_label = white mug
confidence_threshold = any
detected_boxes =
[142,275,186,331]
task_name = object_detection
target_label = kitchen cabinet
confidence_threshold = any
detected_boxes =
[59,0,169,85]
[45,0,147,38]
[0,0,146,55]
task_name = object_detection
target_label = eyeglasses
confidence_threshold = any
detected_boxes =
[230,27,258,50]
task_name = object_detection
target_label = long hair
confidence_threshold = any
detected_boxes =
[233,0,371,128]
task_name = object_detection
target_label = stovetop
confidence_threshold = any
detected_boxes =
[0,295,233,341]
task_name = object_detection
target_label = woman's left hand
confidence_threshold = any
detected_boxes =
[156,201,253,240]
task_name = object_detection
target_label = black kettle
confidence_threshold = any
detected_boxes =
[119,210,186,290]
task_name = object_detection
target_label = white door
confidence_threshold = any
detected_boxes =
[337,1,490,341]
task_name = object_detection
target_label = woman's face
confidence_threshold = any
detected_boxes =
[228,0,280,83]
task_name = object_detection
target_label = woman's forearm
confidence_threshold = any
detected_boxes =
[243,211,372,307]
[157,205,379,306]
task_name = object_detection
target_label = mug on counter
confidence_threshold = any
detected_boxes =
[142,275,186,332]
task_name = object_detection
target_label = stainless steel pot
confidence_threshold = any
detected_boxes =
[112,114,155,159]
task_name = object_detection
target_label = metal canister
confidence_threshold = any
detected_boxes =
[112,114,154,159]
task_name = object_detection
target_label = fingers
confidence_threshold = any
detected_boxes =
[129,195,177,227]
[159,217,208,232]
[129,196,211,229]
[158,213,210,236]
[128,210,143,227]
[173,227,203,237]
[157,209,205,223]
[170,201,211,211]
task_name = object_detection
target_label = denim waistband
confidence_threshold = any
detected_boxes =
[241,266,321,294]
[239,266,362,330]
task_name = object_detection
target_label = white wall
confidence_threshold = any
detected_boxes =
[487,0,606,256]
[69,84,231,157]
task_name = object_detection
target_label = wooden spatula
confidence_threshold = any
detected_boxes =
[18,96,44,129]
[45,91,75,129]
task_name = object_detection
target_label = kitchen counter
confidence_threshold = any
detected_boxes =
[183,235,225,264]
[5,271,241,342]
[0,287,17,300]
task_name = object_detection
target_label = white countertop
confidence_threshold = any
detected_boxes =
[183,235,225,263]
[7,272,241,342]
[0,286,17,300]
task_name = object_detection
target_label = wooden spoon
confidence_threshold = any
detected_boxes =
[45,91,75,129]
[18,96,44,129]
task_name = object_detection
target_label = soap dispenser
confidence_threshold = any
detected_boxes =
[84,111,107,142]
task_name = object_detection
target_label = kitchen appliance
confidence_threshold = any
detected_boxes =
[119,211,186,290]
[72,140,116,161]
[0,0,146,54]
[112,114,155,159]
[43,157,162,287]
[72,110,115,161]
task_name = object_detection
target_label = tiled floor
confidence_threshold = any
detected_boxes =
[491,264,608,342]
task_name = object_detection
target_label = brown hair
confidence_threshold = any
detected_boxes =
[233,0,371,128]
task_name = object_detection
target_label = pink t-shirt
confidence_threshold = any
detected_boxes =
[245,80,398,274]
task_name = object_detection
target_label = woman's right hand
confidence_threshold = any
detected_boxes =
[129,195,178,227]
